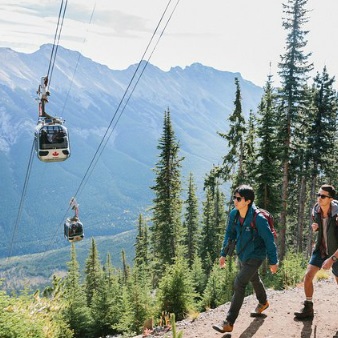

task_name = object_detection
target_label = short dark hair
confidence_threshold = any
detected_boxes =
[234,184,255,205]
[320,184,336,199]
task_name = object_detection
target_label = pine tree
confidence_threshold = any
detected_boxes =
[121,249,130,284]
[304,67,338,253]
[91,254,124,337]
[84,238,103,307]
[201,260,237,309]
[125,267,153,335]
[307,67,338,184]
[183,173,200,267]
[277,0,313,260]
[63,244,92,338]
[199,185,225,276]
[218,77,247,186]
[150,109,184,277]
[156,257,196,321]
[190,254,208,297]
[231,109,257,188]
[134,214,149,268]
[254,75,281,214]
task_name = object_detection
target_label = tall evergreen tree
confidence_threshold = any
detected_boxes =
[199,185,225,276]
[156,257,196,321]
[307,67,338,184]
[125,267,153,335]
[277,0,313,260]
[62,244,92,338]
[134,214,149,268]
[234,109,257,187]
[85,238,103,307]
[254,75,281,214]
[304,67,338,253]
[190,254,207,297]
[150,109,184,277]
[218,77,247,188]
[91,254,123,337]
[121,249,130,284]
[183,173,200,267]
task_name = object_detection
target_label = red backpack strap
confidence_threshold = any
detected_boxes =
[250,208,259,231]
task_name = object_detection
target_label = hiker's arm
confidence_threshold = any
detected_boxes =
[322,249,338,270]
[220,210,237,258]
[256,215,278,265]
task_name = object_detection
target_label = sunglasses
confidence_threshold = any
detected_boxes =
[316,193,331,199]
[233,196,244,202]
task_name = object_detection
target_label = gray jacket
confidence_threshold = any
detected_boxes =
[312,200,338,257]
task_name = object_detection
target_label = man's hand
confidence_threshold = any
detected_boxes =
[322,257,333,270]
[311,222,319,232]
[269,264,278,274]
[219,256,226,268]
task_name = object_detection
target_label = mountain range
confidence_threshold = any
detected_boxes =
[0,44,263,286]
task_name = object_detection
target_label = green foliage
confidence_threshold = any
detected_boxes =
[217,77,247,184]
[201,259,237,309]
[279,251,307,288]
[85,238,103,307]
[134,214,150,268]
[0,281,72,338]
[190,255,207,297]
[166,313,183,338]
[156,258,196,321]
[62,245,92,338]
[256,252,307,291]
[253,77,281,215]
[183,173,200,267]
[0,290,44,338]
[277,0,314,260]
[112,285,134,334]
[150,109,185,276]
[125,268,154,335]
[199,186,225,276]
[91,254,124,337]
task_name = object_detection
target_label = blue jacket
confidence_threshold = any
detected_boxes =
[220,203,278,265]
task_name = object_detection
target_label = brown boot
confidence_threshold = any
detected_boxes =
[212,321,234,333]
[294,301,314,319]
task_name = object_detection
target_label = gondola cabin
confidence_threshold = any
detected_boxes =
[64,217,84,242]
[35,118,70,162]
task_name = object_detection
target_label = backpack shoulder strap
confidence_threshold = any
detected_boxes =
[250,208,259,230]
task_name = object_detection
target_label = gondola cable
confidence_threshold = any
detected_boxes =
[71,0,182,199]
[9,0,181,258]
[7,0,69,258]
[41,0,182,253]
[60,2,97,118]
[7,141,36,259]
[47,0,68,87]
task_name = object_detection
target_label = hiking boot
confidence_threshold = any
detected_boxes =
[294,301,314,319]
[251,301,269,316]
[212,321,234,333]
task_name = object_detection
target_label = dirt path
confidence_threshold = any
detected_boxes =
[136,276,338,338]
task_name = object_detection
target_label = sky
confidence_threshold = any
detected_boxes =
[0,0,337,88]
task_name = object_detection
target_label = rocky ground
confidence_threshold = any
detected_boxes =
[135,275,338,338]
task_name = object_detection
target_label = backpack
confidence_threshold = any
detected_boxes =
[250,208,277,240]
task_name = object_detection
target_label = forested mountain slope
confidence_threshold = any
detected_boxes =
[0,44,262,258]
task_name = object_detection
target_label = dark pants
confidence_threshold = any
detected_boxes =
[226,258,266,324]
